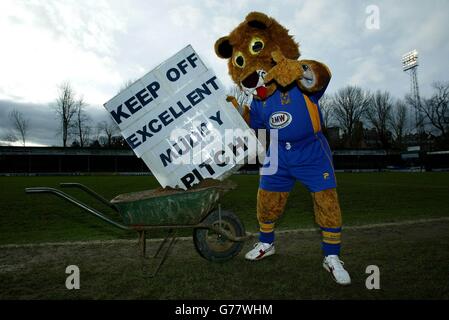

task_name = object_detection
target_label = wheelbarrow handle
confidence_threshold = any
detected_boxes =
[59,183,118,212]
[25,187,130,231]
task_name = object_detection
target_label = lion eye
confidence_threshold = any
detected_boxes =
[252,41,264,52]
[249,37,265,55]
[233,52,245,68]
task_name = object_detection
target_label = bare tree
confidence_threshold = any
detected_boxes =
[54,82,77,147]
[72,97,91,147]
[318,94,334,128]
[419,82,449,137]
[8,109,29,146]
[389,99,408,148]
[90,125,102,145]
[366,90,393,149]
[333,86,371,147]
[1,133,18,146]
[98,119,119,147]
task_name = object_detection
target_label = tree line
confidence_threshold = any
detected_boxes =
[320,82,449,150]
[53,82,123,148]
[2,82,123,148]
[3,80,449,151]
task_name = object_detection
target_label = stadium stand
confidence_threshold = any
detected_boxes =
[0,146,447,174]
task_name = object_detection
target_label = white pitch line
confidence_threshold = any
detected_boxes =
[1,217,448,249]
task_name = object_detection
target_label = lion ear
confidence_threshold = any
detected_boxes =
[215,36,233,59]
[245,12,272,29]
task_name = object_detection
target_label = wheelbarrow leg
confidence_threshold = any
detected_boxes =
[153,229,173,259]
[147,229,177,278]
[138,231,147,258]
[151,236,176,278]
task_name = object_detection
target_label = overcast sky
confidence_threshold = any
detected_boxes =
[1,0,448,146]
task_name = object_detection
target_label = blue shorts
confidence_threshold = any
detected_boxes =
[260,132,337,193]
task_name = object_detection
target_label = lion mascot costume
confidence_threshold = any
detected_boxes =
[215,12,350,285]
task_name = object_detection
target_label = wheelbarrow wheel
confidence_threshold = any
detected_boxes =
[193,210,245,263]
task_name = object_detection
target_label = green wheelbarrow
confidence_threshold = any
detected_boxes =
[25,180,251,276]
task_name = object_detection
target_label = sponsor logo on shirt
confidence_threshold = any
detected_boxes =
[269,111,292,129]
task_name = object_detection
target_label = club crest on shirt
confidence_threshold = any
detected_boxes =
[269,111,292,129]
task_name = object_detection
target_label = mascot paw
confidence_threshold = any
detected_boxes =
[226,95,237,103]
[226,95,240,110]
[264,49,304,88]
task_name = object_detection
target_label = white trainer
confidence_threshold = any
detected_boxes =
[323,255,351,285]
[245,242,275,261]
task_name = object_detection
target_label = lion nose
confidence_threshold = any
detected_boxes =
[241,71,259,88]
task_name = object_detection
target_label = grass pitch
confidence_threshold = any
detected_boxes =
[0,172,448,244]
[1,220,448,299]
[0,173,448,299]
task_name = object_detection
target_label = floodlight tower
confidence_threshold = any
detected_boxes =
[402,50,424,134]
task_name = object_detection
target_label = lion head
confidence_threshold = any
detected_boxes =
[215,12,300,99]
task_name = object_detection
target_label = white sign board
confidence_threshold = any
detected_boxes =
[104,45,260,189]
